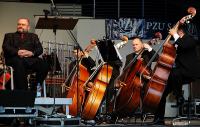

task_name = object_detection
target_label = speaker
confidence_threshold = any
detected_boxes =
[179,100,195,116]
[0,90,36,107]
[191,79,200,99]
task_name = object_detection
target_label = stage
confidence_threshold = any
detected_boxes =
[1,117,200,126]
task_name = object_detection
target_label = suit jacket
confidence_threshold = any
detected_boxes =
[2,32,43,66]
[119,49,157,82]
[175,34,200,78]
[2,32,43,58]
[124,49,157,68]
[66,56,96,85]
[69,56,96,75]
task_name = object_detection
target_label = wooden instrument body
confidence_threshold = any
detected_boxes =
[66,64,90,116]
[82,64,113,120]
[114,59,150,116]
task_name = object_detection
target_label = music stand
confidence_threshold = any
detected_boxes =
[36,16,78,71]
[96,39,120,62]
[96,39,121,120]
[35,17,78,30]
[35,16,78,115]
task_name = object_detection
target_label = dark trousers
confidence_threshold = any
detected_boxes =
[155,68,194,119]
[106,64,121,113]
[5,56,49,90]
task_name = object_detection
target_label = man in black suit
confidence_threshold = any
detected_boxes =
[110,37,158,121]
[153,24,200,125]
[118,36,158,88]
[124,37,157,68]
[2,18,49,90]
[67,46,96,85]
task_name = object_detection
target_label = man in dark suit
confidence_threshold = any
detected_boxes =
[124,37,157,68]
[66,46,96,85]
[2,18,49,90]
[153,24,200,125]
[111,37,158,121]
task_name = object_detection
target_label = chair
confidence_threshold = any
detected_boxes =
[0,52,14,90]
[172,81,199,125]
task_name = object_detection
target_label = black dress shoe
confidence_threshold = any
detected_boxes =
[176,96,185,106]
[153,117,165,125]
[104,114,117,124]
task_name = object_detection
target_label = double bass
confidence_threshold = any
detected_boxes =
[66,42,96,116]
[113,36,161,117]
[142,8,196,112]
[82,36,128,120]
[82,63,113,120]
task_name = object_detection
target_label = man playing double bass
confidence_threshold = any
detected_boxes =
[67,39,124,120]
[111,36,159,122]
[68,46,96,75]
[153,23,200,125]
[124,37,157,68]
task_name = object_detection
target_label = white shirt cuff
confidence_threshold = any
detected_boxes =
[173,33,180,42]
[148,48,152,52]
[84,53,89,58]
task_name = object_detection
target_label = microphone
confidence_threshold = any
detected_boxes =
[50,0,60,16]
[43,9,50,14]
[43,9,50,19]
[50,0,56,9]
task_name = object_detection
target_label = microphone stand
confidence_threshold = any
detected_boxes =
[67,29,85,118]
[49,0,84,118]
[50,0,61,16]
[50,0,84,117]
[49,0,61,116]
[50,19,58,116]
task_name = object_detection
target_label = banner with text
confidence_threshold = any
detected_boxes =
[106,18,173,40]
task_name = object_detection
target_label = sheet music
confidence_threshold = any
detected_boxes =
[95,39,122,62]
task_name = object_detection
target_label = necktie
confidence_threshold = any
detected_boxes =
[21,33,24,40]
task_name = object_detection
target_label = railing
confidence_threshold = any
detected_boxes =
[51,4,82,16]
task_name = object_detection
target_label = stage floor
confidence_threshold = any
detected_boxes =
[79,117,200,127]
[0,116,200,126]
